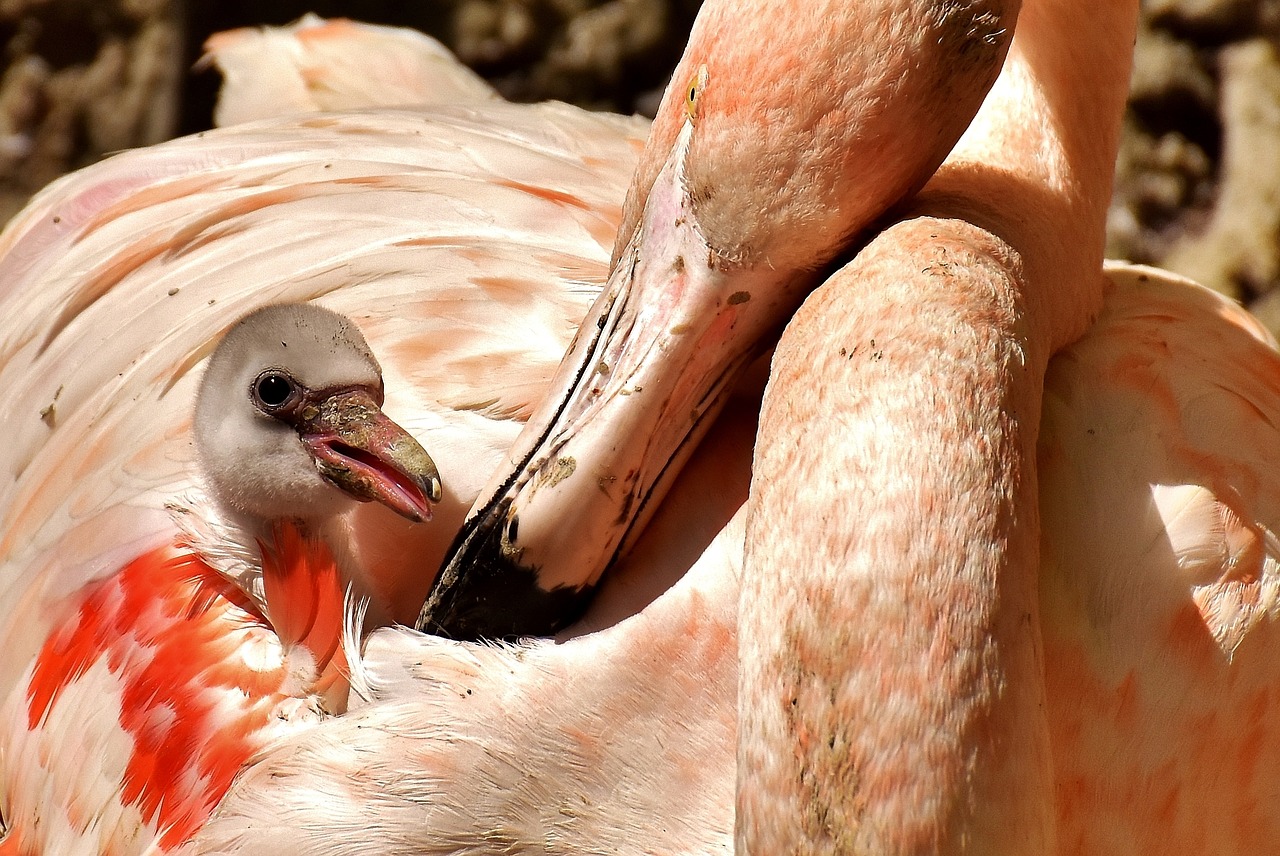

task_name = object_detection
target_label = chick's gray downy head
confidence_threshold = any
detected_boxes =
[196,303,441,525]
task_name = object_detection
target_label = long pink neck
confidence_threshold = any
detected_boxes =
[741,218,1052,853]
[739,1,1140,850]
[920,0,1139,349]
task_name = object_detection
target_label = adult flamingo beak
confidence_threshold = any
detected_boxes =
[298,388,443,524]
[418,122,815,639]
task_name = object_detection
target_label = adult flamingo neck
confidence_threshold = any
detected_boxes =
[421,0,1022,640]
[917,0,1139,350]
[740,218,1052,852]
[740,1,1142,848]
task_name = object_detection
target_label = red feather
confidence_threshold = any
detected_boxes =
[12,523,347,852]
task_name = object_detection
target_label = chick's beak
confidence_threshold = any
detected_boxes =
[297,388,442,523]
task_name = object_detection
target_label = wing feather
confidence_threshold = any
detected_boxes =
[1040,261,1280,851]
[201,14,500,127]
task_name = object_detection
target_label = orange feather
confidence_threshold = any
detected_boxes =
[9,524,347,853]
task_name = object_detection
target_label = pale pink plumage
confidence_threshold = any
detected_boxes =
[201,14,498,127]
[3,4,1280,856]
[1040,262,1280,853]
[0,21,646,853]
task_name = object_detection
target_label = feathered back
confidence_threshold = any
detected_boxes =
[201,14,499,127]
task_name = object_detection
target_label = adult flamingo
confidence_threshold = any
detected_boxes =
[206,6,1280,853]
[0,3,1017,853]
[410,1,1280,855]
[5,3,1280,855]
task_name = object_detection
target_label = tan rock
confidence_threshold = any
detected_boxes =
[1164,39,1280,301]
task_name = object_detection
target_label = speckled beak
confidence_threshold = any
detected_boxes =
[418,122,803,639]
[297,388,442,523]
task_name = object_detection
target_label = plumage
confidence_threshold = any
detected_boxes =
[6,3,1280,854]
[2,525,347,855]
[201,14,499,127]
[196,508,744,856]
[1040,262,1280,853]
[0,89,645,680]
[0,21,647,852]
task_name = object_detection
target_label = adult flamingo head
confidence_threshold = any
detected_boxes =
[196,304,442,527]
[420,0,1022,639]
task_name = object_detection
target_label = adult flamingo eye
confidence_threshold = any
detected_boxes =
[252,371,296,410]
[684,65,708,122]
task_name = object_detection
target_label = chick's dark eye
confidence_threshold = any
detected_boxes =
[253,372,295,409]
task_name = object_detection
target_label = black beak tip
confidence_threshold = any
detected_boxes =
[418,548,595,640]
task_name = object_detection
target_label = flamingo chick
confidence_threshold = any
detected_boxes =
[196,304,441,528]
[0,304,439,855]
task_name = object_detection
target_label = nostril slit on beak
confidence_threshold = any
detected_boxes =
[329,441,368,466]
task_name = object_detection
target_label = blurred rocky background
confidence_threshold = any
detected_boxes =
[0,0,1276,328]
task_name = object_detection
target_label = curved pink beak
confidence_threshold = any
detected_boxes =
[297,388,442,523]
